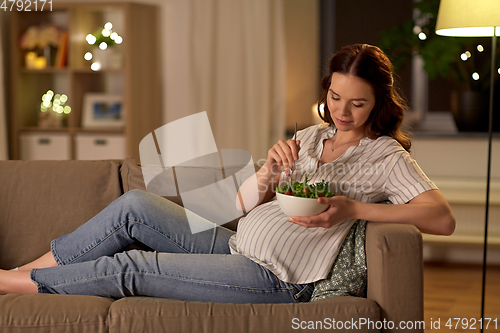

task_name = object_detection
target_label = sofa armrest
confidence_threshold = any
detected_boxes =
[365,222,423,333]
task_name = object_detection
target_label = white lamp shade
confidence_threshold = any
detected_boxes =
[436,0,500,37]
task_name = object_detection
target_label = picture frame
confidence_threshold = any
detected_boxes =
[82,93,124,128]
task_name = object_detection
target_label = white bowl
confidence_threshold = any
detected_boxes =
[276,192,329,217]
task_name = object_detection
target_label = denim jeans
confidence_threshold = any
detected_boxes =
[31,190,313,303]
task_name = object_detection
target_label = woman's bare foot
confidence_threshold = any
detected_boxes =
[18,251,58,271]
[0,269,38,294]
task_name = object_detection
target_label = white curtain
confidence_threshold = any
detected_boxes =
[164,0,286,161]
[0,13,8,160]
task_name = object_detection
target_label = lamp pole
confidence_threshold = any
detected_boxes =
[481,30,496,333]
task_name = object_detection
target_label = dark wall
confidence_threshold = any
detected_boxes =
[320,0,413,107]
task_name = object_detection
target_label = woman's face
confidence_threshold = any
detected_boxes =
[327,73,376,136]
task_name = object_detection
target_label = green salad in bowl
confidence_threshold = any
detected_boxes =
[275,175,334,217]
[275,175,334,198]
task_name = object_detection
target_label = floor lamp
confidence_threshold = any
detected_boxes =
[435,1,499,331]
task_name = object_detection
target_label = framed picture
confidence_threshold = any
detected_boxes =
[82,93,124,128]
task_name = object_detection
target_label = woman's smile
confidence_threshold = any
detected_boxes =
[335,118,353,126]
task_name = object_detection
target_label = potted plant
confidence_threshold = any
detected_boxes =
[85,22,124,70]
[378,0,499,132]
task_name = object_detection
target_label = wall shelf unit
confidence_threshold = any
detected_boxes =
[8,2,162,162]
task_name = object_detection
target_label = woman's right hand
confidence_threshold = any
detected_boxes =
[266,139,301,177]
[237,138,301,211]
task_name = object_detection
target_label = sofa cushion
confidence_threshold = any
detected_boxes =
[120,157,147,192]
[108,296,380,333]
[0,160,123,270]
[120,157,246,231]
[120,157,182,207]
[0,294,113,333]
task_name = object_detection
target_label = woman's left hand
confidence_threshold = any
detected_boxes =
[288,196,357,228]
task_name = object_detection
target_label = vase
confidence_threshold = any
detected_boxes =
[92,47,123,69]
[450,89,500,132]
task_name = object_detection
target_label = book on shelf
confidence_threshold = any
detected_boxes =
[55,31,69,68]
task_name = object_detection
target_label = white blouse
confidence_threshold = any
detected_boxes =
[228,124,437,284]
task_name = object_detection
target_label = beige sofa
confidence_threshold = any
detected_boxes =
[0,158,424,333]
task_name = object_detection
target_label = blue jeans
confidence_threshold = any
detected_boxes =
[30,190,313,303]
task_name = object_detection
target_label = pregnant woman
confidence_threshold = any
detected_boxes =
[0,44,455,302]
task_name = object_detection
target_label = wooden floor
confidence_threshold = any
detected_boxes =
[424,263,500,332]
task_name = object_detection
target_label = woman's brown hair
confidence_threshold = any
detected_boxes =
[318,44,411,151]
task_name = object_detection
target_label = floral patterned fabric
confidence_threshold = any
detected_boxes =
[309,219,368,301]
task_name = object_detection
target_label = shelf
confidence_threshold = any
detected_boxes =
[20,68,123,74]
[73,128,124,134]
[20,68,70,74]
[411,112,500,138]
[20,127,69,133]
[72,68,123,74]
[20,127,125,134]
[9,2,162,162]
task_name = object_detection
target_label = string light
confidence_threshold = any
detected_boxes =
[86,34,97,45]
[39,90,71,114]
[91,62,101,71]
[102,28,111,37]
